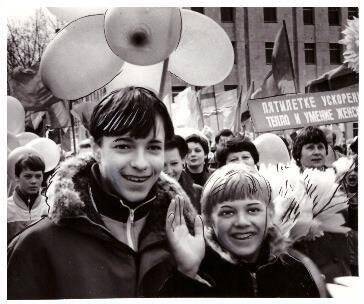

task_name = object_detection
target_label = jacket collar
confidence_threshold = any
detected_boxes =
[13,186,42,211]
[46,153,197,239]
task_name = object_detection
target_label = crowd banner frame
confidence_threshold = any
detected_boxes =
[248,86,358,133]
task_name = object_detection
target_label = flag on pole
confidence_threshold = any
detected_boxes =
[252,20,296,99]
[233,82,255,134]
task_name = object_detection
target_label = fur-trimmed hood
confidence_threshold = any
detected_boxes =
[45,153,197,231]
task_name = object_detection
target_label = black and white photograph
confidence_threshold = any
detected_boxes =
[4,1,360,301]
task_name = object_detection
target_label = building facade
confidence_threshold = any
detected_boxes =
[168,7,358,140]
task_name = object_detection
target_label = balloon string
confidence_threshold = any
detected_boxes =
[158,58,169,101]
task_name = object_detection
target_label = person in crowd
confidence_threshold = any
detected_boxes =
[7,154,48,243]
[161,164,323,297]
[185,134,211,187]
[292,126,353,283]
[164,135,203,212]
[216,138,259,169]
[8,87,198,299]
[208,129,234,170]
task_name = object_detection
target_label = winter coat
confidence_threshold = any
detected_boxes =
[185,166,211,187]
[159,243,322,298]
[8,154,197,300]
[178,170,203,213]
[7,189,48,243]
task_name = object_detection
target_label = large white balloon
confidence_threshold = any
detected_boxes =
[253,133,290,166]
[105,7,181,66]
[16,132,39,146]
[7,146,43,180]
[7,96,25,134]
[169,9,234,86]
[27,138,61,172]
[40,14,123,100]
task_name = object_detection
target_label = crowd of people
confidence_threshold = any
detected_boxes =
[7,87,358,299]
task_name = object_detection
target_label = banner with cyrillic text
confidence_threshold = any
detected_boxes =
[248,87,358,132]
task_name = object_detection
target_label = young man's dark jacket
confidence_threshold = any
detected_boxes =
[178,170,203,213]
[8,154,197,299]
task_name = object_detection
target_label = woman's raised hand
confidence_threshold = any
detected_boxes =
[166,195,205,278]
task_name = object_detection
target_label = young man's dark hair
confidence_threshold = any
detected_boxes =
[165,135,188,159]
[90,87,174,145]
[292,126,328,167]
[215,129,234,144]
[14,154,45,177]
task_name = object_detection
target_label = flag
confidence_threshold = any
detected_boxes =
[171,87,202,130]
[233,82,255,134]
[48,101,71,129]
[199,87,238,134]
[8,63,62,111]
[252,21,296,99]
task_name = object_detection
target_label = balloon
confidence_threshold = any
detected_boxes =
[169,9,234,86]
[47,7,107,23]
[253,133,290,166]
[106,62,164,95]
[7,146,43,180]
[16,132,39,146]
[8,132,21,151]
[40,14,124,100]
[104,7,182,66]
[7,96,25,134]
[27,138,61,172]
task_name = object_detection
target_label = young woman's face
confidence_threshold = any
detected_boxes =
[186,142,206,169]
[211,199,267,263]
[226,151,255,167]
[300,142,326,169]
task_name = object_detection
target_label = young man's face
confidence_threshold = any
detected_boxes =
[164,148,184,181]
[217,135,233,151]
[95,116,165,204]
[300,142,327,169]
[16,169,43,195]
[211,199,267,263]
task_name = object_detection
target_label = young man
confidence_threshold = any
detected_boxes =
[8,87,197,299]
[164,135,203,212]
[7,154,47,242]
[208,129,234,170]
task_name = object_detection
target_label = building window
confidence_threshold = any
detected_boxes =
[329,43,342,64]
[221,8,234,22]
[303,7,314,25]
[348,7,359,20]
[328,7,341,26]
[304,43,316,64]
[224,85,238,91]
[263,8,277,23]
[172,86,186,100]
[353,122,358,137]
[265,42,274,65]
[231,41,237,64]
[191,7,204,14]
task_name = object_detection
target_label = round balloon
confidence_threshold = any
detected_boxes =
[169,9,234,86]
[40,14,124,100]
[7,146,43,180]
[104,7,182,66]
[8,132,21,151]
[27,138,61,172]
[253,133,290,166]
[16,132,40,146]
[7,96,25,134]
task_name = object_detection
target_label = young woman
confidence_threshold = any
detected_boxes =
[185,134,211,187]
[161,164,323,297]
